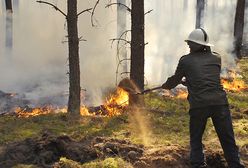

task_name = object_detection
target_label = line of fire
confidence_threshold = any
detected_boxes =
[0,0,247,118]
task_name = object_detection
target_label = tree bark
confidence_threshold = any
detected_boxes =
[234,0,245,59]
[195,0,205,28]
[130,0,144,91]
[5,0,13,50]
[5,0,12,11]
[67,0,81,115]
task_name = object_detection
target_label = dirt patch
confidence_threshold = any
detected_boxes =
[0,132,98,168]
[0,132,229,168]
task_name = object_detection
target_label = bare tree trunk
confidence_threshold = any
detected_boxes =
[67,0,81,115]
[130,0,144,91]
[117,0,128,78]
[5,0,13,50]
[196,0,205,28]
[234,0,245,59]
[5,0,12,11]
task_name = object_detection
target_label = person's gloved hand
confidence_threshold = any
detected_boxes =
[161,82,167,89]
[181,78,187,86]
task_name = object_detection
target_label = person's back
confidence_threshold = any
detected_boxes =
[162,28,245,168]
[181,50,228,109]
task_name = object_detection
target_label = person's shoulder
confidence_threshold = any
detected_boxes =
[211,51,222,61]
[212,51,221,57]
[179,54,190,62]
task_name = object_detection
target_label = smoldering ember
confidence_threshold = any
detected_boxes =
[0,1,248,168]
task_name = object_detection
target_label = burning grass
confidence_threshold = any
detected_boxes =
[11,87,129,118]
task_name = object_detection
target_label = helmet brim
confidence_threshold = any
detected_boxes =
[185,40,214,47]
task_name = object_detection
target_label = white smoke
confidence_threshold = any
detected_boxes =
[204,0,237,68]
[145,0,241,86]
[0,0,117,106]
[0,0,244,106]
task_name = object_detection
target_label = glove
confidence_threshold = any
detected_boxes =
[181,78,187,86]
[161,82,168,89]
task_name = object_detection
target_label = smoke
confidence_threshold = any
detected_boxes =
[145,0,196,86]
[145,0,240,86]
[204,0,237,69]
[0,0,117,106]
[0,0,243,106]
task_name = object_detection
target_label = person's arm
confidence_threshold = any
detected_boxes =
[162,58,185,90]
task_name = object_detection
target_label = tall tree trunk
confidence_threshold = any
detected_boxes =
[5,0,12,11]
[67,0,81,115]
[195,0,205,28]
[117,0,128,78]
[130,0,144,91]
[5,0,13,50]
[234,0,245,59]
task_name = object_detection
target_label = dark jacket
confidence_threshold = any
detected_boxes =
[163,50,228,109]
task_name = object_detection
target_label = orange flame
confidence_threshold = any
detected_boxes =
[80,106,91,116]
[221,79,247,92]
[14,88,129,118]
[176,90,188,99]
[15,106,93,118]
[103,87,129,116]
[15,106,66,118]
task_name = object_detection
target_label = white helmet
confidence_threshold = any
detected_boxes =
[185,28,213,47]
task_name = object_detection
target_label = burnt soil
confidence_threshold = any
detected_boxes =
[0,132,231,168]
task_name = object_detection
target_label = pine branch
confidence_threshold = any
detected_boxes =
[77,8,92,17]
[36,1,66,17]
[105,3,131,12]
[91,0,100,27]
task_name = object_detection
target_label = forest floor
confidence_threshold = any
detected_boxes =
[0,59,248,168]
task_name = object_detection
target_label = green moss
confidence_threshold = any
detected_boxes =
[0,114,128,145]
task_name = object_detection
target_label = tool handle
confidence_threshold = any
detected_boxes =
[141,86,162,94]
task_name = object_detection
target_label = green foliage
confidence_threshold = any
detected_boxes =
[0,114,128,145]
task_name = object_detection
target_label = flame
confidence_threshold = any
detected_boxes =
[14,87,129,118]
[103,87,129,116]
[176,90,188,99]
[80,106,91,116]
[221,78,247,92]
[15,106,65,118]
[15,106,93,118]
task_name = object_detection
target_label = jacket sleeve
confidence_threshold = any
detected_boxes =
[162,58,185,90]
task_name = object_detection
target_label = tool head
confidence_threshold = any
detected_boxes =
[118,78,141,94]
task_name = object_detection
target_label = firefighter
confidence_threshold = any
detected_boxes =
[162,28,245,168]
